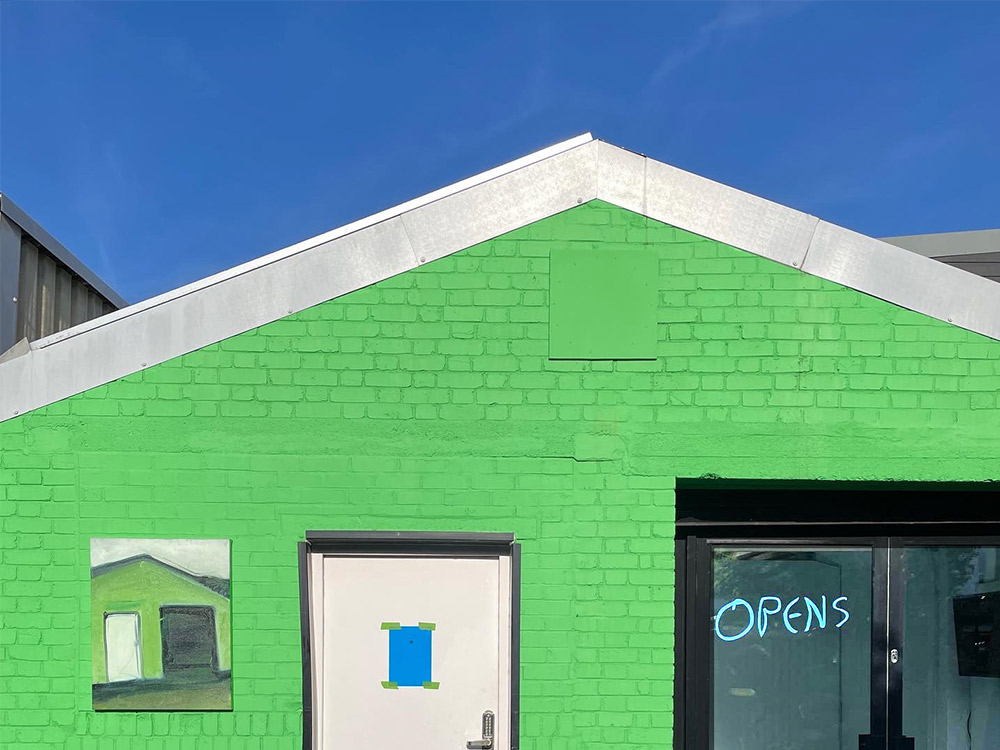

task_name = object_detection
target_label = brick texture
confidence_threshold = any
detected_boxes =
[2,201,1000,748]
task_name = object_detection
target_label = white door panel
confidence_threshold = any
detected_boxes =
[320,555,506,750]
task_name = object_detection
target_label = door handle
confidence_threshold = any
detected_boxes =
[467,710,494,750]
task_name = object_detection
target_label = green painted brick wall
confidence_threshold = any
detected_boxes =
[3,200,1000,748]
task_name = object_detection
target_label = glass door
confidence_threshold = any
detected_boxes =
[682,538,886,750]
[898,540,1000,750]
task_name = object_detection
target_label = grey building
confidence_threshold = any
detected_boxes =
[0,193,126,359]
[883,229,1000,284]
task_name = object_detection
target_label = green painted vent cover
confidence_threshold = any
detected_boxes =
[549,247,658,360]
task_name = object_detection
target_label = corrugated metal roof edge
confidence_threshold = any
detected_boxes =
[0,193,128,309]
[4,133,1000,422]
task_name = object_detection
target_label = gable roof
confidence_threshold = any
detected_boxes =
[91,554,230,598]
[2,133,999,422]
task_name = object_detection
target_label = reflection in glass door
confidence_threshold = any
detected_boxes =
[902,545,1000,750]
[712,546,874,750]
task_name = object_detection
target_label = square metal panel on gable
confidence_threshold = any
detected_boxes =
[548,246,658,360]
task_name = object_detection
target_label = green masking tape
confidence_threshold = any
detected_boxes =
[422,681,440,690]
[381,681,399,690]
[380,622,401,630]
[418,622,436,631]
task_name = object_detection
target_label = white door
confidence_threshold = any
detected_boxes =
[317,555,509,750]
[105,613,142,682]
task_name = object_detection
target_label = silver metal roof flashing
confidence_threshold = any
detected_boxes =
[2,132,999,422]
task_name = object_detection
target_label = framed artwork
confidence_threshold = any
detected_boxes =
[90,538,232,711]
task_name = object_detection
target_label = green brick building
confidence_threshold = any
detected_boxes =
[2,134,1000,750]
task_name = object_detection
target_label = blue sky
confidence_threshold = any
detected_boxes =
[2,2,998,304]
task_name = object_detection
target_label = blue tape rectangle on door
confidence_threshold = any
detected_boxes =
[387,626,433,687]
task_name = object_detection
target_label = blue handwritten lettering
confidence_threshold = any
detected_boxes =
[714,594,850,641]
[782,597,803,634]
[715,598,754,642]
[804,596,827,632]
[757,596,782,637]
[833,596,850,628]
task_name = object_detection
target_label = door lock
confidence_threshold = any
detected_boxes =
[890,648,899,664]
[467,710,494,749]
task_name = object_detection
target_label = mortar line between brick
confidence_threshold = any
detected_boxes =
[74,447,82,710]
[642,157,650,248]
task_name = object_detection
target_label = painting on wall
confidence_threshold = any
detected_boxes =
[90,538,232,711]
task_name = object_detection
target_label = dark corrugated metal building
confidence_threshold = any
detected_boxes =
[0,193,126,359]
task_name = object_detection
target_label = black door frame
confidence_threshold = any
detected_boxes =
[297,531,521,750]
[675,526,1000,750]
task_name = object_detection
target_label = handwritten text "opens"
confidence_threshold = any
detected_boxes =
[715,595,850,642]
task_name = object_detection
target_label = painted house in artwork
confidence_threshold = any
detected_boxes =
[4,134,1000,749]
[90,540,232,711]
